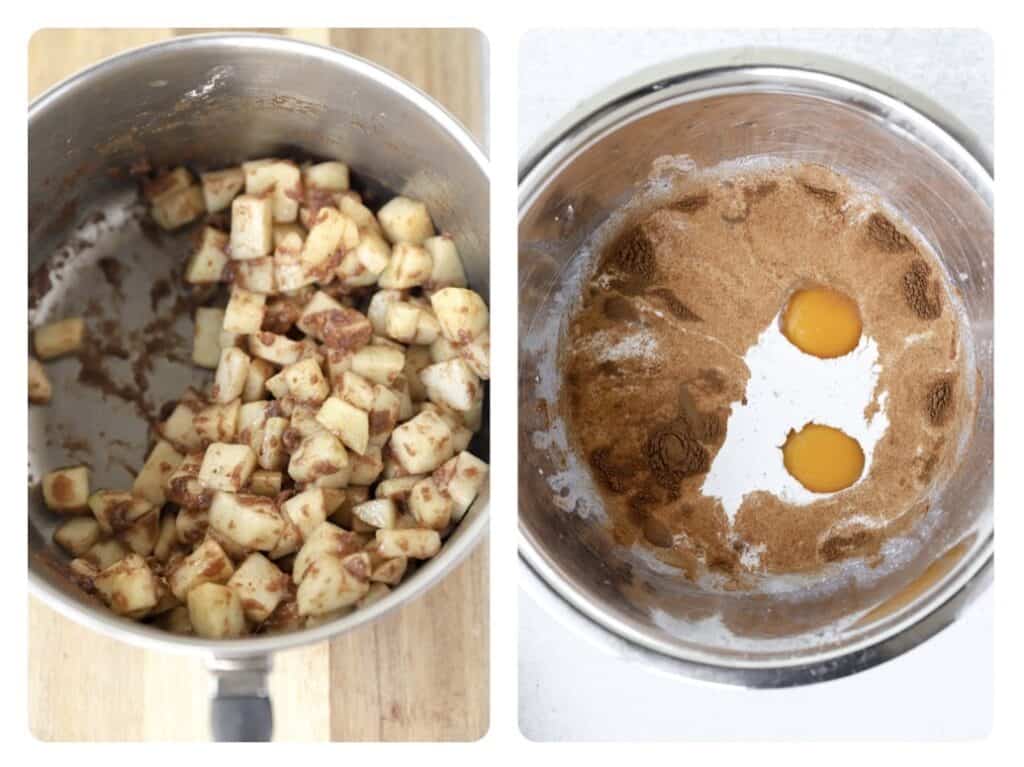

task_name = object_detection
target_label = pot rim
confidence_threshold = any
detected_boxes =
[28,31,490,659]
[518,53,993,686]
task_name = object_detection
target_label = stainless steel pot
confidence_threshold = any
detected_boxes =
[29,33,489,740]
[518,53,992,688]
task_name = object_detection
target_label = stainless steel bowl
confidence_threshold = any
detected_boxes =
[29,33,489,739]
[518,55,992,687]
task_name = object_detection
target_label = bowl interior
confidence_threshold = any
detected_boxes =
[519,76,992,666]
[29,35,490,653]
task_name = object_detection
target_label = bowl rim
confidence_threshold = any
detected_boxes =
[28,31,490,659]
[518,53,993,687]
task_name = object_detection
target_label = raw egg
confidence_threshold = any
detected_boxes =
[781,287,862,358]
[782,423,865,493]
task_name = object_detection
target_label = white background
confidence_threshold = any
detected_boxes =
[518,28,994,741]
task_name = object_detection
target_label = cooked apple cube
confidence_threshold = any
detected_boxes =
[423,235,467,290]
[338,193,381,235]
[288,431,349,486]
[378,242,432,289]
[367,289,405,336]
[230,194,274,259]
[188,582,247,638]
[34,317,85,360]
[281,357,329,405]
[384,302,421,344]
[408,477,452,530]
[316,397,369,455]
[200,167,245,213]
[419,358,483,412]
[88,490,152,535]
[375,475,425,503]
[351,344,405,387]
[370,555,407,585]
[241,357,275,403]
[133,440,184,505]
[349,446,384,486]
[151,184,205,230]
[273,222,306,248]
[42,466,90,512]
[207,348,249,406]
[185,226,230,284]
[301,207,357,273]
[83,538,129,571]
[296,552,370,616]
[375,528,441,560]
[227,552,289,622]
[255,416,288,472]
[389,409,454,474]
[194,398,240,445]
[430,287,489,344]
[352,498,397,529]
[461,330,490,380]
[368,385,401,446]
[244,159,303,223]
[53,516,102,556]
[232,257,276,294]
[95,553,159,617]
[247,470,283,498]
[209,491,284,551]
[222,287,266,335]
[292,522,365,583]
[338,370,376,411]
[168,537,235,600]
[377,196,435,245]
[175,507,210,546]
[190,306,223,368]
[339,231,390,288]
[249,331,304,366]
[298,300,373,351]
[303,161,349,193]
[28,357,52,404]
[120,508,160,556]
[199,443,257,492]
[281,488,329,541]
[433,451,489,522]
[273,235,317,292]
[153,512,181,562]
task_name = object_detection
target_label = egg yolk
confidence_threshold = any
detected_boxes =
[782,423,865,493]
[781,287,862,358]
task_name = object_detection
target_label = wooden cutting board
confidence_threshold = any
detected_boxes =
[28,28,488,742]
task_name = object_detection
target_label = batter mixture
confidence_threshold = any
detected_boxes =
[561,163,971,580]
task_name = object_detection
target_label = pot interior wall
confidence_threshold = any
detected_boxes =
[519,88,992,662]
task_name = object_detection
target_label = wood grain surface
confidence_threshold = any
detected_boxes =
[27,28,488,742]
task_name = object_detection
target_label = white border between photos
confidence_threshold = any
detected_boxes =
[1,1,1019,764]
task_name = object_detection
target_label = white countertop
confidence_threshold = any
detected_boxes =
[518,28,993,741]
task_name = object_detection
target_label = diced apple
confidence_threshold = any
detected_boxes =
[419,358,483,412]
[257,416,289,471]
[94,553,159,617]
[248,331,304,366]
[230,194,274,259]
[188,582,247,638]
[281,488,329,541]
[377,196,434,245]
[175,507,210,546]
[295,552,370,616]
[198,443,257,492]
[292,522,365,583]
[88,490,152,535]
[200,167,245,213]
[42,466,90,512]
[53,516,102,556]
[378,242,432,289]
[430,287,489,344]
[375,528,441,560]
[192,307,225,369]
[288,431,349,486]
[227,552,290,623]
[242,358,276,402]
[133,440,184,505]
[281,357,329,405]
[352,499,397,529]
[34,317,85,360]
[423,235,467,290]
[29,357,52,404]
[348,446,384,486]
[351,344,405,386]
[303,161,349,193]
[151,185,205,230]
[389,409,454,474]
[433,451,489,522]
[316,397,369,455]
[244,159,303,223]
[408,477,452,530]
[194,397,240,445]
[208,491,285,552]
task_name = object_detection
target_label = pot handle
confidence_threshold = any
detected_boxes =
[206,655,273,742]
